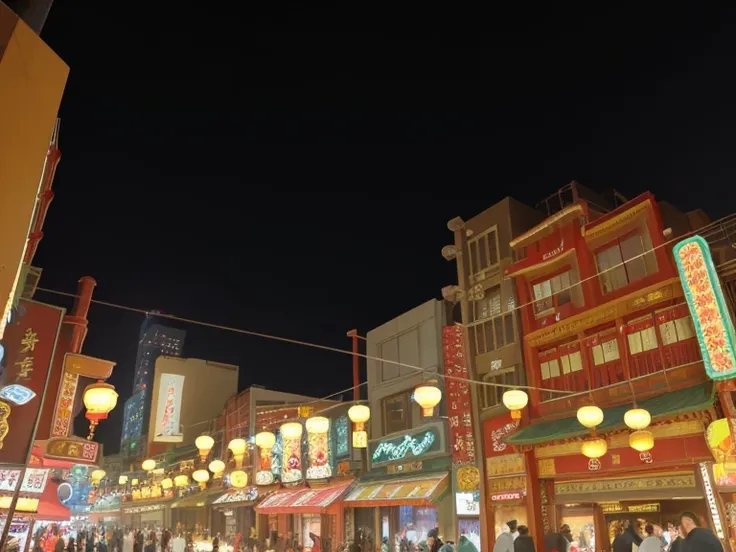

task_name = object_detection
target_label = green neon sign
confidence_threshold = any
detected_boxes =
[371,428,439,464]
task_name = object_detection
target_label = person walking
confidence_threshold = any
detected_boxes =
[613,519,643,552]
[514,526,535,552]
[494,522,515,552]
[680,512,722,552]
[639,524,662,552]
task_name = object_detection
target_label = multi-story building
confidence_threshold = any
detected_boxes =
[501,183,724,549]
[121,318,186,462]
[339,300,460,548]
[443,197,544,548]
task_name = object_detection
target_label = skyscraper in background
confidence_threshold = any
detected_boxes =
[120,314,185,463]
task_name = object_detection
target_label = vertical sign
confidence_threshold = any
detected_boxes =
[0,299,63,463]
[51,371,78,437]
[153,373,185,442]
[674,235,736,380]
[442,325,475,466]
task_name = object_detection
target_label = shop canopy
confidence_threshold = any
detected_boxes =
[213,487,263,507]
[506,383,714,446]
[171,488,222,509]
[255,480,353,515]
[343,472,449,508]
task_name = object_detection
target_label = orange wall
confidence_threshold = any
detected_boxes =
[0,3,68,335]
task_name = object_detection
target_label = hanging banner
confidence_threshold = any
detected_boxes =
[674,235,736,380]
[442,325,475,466]
[0,299,64,464]
[153,373,185,442]
[483,412,520,458]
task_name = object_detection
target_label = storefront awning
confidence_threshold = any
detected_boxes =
[171,489,222,509]
[343,472,449,508]
[507,383,714,446]
[36,482,71,522]
[213,487,262,507]
[255,480,352,515]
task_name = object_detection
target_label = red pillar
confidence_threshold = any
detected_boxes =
[524,448,545,549]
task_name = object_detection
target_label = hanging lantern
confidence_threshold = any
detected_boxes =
[629,430,654,452]
[305,416,330,434]
[624,408,652,430]
[130,478,139,487]
[348,404,370,448]
[255,432,276,486]
[577,405,604,429]
[229,470,248,489]
[209,460,226,478]
[581,437,608,459]
[173,474,189,488]
[83,381,118,440]
[281,422,303,439]
[160,477,173,490]
[192,469,210,489]
[255,431,276,450]
[195,434,215,462]
[118,475,128,486]
[141,459,156,472]
[305,417,332,480]
[90,469,106,486]
[414,383,442,417]
[502,389,529,419]
[228,438,247,469]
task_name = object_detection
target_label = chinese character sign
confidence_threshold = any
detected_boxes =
[674,235,736,381]
[442,325,475,466]
[153,373,185,442]
[0,299,64,464]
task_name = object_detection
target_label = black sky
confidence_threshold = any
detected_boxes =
[30,5,736,453]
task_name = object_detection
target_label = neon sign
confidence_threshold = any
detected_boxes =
[371,429,438,465]
[674,235,736,380]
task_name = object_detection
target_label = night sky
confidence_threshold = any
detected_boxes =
[29,5,736,453]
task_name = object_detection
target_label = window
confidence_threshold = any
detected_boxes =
[597,231,657,294]
[470,313,515,355]
[532,271,573,315]
[590,337,620,366]
[471,288,501,322]
[382,391,411,434]
[539,352,561,381]
[659,315,696,345]
[468,227,499,281]
[482,367,517,409]
[627,324,658,355]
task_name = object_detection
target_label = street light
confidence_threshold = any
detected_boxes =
[83,380,118,440]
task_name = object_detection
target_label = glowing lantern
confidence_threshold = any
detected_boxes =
[348,404,370,448]
[192,469,210,489]
[255,431,276,485]
[228,438,247,469]
[629,430,654,452]
[577,405,604,429]
[255,432,276,450]
[414,384,442,417]
[118,475,128,485]
[131,478,139,486]
[305,417,329,434]
[229,470,248,489]
[581,437,608,459]
[209,460,226,478]
[83,380,118,440]
[90,469,106,486]
[281,422,303,439]
[502,389,529,419]
[141,459,156,472]
[160,477,173,490]
[624,408,651,430]
[195,434,215,462]
[174,474,189,488]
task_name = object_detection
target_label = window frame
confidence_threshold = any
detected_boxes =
[530,267,574,317]
[481,366,517,410]
[595,228,652,295]
[467,225,500,283]
[382,390,412,435]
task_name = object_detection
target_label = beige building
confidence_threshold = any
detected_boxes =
[146,356,239,456]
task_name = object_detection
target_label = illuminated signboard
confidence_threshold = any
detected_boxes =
[153,373,185,442]
[334,416,349,458]
[0,468,49,493]
[674,235,736,380]
[370,426,443,467]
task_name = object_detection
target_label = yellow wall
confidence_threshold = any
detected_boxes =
[0,2,69,334]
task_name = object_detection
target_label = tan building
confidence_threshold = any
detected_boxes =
[146,356,239,456]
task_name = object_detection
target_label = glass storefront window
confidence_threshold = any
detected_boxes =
[459,518,481,550]
[398,506,437,544]
[494,505,528,538]
[300,514,321,550]
[562,511,595,552]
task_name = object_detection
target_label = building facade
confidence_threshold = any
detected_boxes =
[502,183,725,550]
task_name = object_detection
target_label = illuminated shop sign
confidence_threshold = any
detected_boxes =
[370,426,442,466]
[0,468,49,493]
[153,373,185,442]
[674,235,736,380]
[700,462,726,539]
[490,490,526,502]
[455,491,480,515]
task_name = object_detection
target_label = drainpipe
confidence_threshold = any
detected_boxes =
[67,276,96,353]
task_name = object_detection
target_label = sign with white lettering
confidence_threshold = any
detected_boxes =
[370,426,443,466]
[490,490,525,502]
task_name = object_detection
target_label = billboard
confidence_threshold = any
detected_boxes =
[153,373,185,442]
[0,299,64,464]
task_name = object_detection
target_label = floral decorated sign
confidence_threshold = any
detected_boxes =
[674,235,736,380]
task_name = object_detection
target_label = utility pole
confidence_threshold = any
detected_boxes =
[347,329,360,401]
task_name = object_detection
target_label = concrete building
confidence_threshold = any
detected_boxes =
[344,300,458,546]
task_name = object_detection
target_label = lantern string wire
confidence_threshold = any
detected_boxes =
[34,212,734,413]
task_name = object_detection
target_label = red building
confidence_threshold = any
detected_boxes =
[502,183,727,551]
